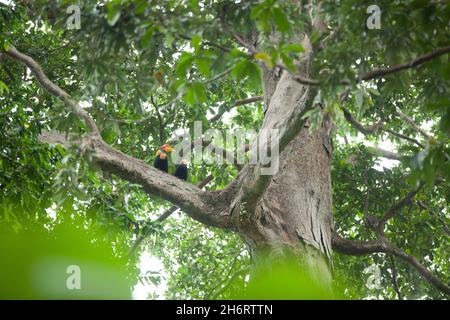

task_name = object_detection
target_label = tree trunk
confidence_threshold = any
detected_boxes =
[237,57,334,290]
[240,126,333,284]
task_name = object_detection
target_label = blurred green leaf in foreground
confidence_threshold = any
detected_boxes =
[0,221,131,299]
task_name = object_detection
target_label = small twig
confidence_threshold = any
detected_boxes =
[209,95,263,123]
[151,95,166,144]
[383,128,424,148]
[396,109,431,140]
[175,34,231,53]
[204,66,234,84]
[342,107,425,149]
[342,108,383,135]
[389,255,403,300]
[416,200,450,237]
[379,183,424,228]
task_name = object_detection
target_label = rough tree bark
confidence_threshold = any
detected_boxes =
[222,29,334,289]
[239,123,334,287]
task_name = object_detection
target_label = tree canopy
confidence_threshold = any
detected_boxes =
[0,0,449,299]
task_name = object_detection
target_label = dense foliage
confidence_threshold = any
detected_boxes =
[0,0,448,299]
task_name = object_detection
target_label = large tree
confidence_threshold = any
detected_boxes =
[0,0,449,299]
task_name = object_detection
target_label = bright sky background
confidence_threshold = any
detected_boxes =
[132,252,167,300]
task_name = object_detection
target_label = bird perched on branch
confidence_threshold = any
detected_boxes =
[174,159,188,181]
[153,144,173,173]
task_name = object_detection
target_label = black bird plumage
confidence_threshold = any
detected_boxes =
[173,163,188,181]
[154,154,169,172]
[153,144,172,173]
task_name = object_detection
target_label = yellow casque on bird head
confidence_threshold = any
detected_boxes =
[160,144,173,153]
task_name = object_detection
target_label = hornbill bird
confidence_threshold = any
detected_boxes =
[173,159,188,181]
[153,144,173,173]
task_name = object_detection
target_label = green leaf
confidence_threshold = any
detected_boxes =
[140,27,155,48]
[0,81,9,95]
[282,44,304,53]
[252,7,271,33]
[254,52,273,68]
[176,52,194,77]
[302,108,320,120]
[271,7,289,33]
[231,60,248,79]
[246,62,262,90]
[196,58,211,77]
[191,35,202,52]
[280,52,296,72]
[183,82,207,104]
[107,7,121,26]
[232,60,261,90]
[367,87,380,96]
[164,33,175,47]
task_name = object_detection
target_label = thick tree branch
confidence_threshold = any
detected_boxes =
[386,242,450,295]
[156,174,215,222]
[331,233,450,295]
[308,45,450,85]
[6,46,233,231]
[221,30,318,213]
[238,74,314,209]
[379,184,424,227]
[5,46,100,135]
[331,233,386,255]
[360,45,450,82]
[366,146,402,161]
[40,131,232,229]
[230,36,450,87]
[333,181,449,294]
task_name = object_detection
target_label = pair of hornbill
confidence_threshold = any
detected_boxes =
[153,144,188,181]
